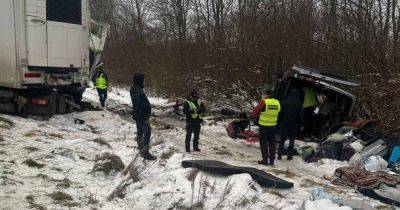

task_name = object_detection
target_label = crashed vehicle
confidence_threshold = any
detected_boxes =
[275,64,361,137]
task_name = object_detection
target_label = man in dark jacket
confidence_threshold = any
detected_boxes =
[183,90,206,152]
[130,73,156,160]
[277,89,304,160]
[92,65,109,108]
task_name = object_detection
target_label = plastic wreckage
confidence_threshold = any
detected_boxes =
[224,64,400,207]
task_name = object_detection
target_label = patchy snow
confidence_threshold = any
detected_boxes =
[83,86,172,108]
[303,199,352,210]
[0,87,398,210]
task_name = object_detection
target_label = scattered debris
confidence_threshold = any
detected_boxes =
[92,152,125,175]
[74,118,85,124]
[87,125,100,134]
[23,159,46,169]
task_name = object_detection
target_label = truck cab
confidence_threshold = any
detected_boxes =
[275,64,361,137]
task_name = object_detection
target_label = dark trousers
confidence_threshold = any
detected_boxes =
[278,127,296,158]
[185,122,201,150]
[136,120,151,155]
[304,106,316,133]
[97,88,108,107]
[259,126,276,162]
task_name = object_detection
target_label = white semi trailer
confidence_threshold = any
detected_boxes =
[0,0,108,117]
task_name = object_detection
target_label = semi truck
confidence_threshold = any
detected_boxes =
[0,0,108,117]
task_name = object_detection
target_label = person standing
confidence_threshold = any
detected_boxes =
[277,89,304,161]
[252,89,281,166]
[183,90,206,152]
[92,65,109,108]
[130,73,156,160]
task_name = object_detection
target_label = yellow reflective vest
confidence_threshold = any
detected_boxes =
[186,100,203,119]
[259,98,281,126]
[302,87,317,108]
[96,73,107,90]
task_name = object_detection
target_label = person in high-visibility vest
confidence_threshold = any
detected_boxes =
[183,90,206,152]
[92,65,109,108]
[252,89,281,166]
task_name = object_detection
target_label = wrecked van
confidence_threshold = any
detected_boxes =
[275,64,361,137]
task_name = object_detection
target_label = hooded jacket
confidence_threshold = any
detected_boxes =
[277,89,305,131]
[130,73,151,122]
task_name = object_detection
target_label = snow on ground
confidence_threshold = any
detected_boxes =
[0,87,398,210]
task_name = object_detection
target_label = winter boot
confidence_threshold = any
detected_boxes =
[257,160,269,166]
[143,152,157,160]
[194,148,201,152]
[269,159,274,166]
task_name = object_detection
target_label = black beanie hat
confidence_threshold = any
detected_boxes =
[133,73,145,87]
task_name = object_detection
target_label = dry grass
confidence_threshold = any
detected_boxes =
[376,205,396,210]
[215,178,234,209]
[24,131,40,137]
[91,137,112,148]
[92,152,125,175]
[266,189,286,198]
[83,192,99,206]
[235,195,259,208]
[108,154,150,201]
[56,178,72,189]
[24,146,40,152]
[23,159,46,169]
[48,133,63,139]
[160,147,177,160]
[186,169,199,182]
[299,178,325,188]
[26,195,47,210]
[48,191,73,201]
[212,147,233,156]
[0,117,15,129]
[269,169,298,179]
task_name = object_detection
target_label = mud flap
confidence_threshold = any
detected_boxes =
[21,91,58,118]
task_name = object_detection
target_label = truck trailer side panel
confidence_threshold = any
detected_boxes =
[25,0,48,67]
[0,0,18,88]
